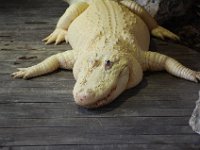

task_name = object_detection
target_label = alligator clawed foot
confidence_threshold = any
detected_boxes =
[43,28,67,45]
[151,26,180,41]
[11,68,31,79]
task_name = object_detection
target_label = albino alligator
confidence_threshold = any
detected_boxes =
[12,0,200,108]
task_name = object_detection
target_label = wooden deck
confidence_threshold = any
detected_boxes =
[0,0,200,149]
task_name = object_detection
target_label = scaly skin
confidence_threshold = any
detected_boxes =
[12,0,200,108]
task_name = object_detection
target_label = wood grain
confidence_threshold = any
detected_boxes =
[0,0,200,149]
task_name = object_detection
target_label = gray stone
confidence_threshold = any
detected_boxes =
[135,0,160,17]
[189,91,200,134]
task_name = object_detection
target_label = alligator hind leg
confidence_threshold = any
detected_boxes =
[143,51,200,82]
[11,50,77,79]
[120,0,180,41]
[43,2,89,45]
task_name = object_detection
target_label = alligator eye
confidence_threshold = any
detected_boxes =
[105,60,113,70]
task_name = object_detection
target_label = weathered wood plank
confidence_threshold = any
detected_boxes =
[0,117,194,138]
[0,0,200,148]
[0,102,195,118]
[0,98,196,109]
[0,134,200,146]
[0,97,196,108]
[0,117,190,128]
[0,125,194,137]
[2,144,200,150]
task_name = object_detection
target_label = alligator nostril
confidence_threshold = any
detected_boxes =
[79,95,87,101]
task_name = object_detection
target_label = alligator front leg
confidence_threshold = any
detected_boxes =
[120,0,180,41]
[11,50,77,79]
[43,2,89,45]
[143,51,200,82]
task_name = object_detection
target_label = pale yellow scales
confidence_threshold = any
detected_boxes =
[12,0,200,108]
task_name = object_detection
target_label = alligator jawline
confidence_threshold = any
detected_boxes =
[86,86,117,108]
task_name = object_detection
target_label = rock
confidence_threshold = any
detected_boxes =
[135,0,160,17]
[189,91,200,134]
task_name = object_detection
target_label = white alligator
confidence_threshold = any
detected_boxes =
[12,0,200,108]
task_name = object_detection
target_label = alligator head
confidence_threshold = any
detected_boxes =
[73,50,143,108]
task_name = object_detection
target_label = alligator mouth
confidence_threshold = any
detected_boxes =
[85,86,117,108]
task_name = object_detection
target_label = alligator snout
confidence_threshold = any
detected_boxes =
[74,89,95,106]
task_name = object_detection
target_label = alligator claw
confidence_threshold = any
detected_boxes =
[152,26,180,41]
[43,28,67,45]
[11,68,31,79]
